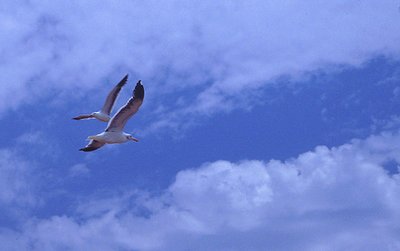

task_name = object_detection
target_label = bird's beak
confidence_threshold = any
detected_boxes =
[129,136,139,142]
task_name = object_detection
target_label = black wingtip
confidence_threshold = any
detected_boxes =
[117,74,129,87]
[133,80,144,100]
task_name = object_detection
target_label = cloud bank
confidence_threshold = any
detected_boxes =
[1,0,400,129]
[2,131,400,250]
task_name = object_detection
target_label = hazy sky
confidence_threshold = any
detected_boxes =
[1,1,400,250]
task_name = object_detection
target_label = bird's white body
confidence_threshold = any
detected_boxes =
[79,79,143,152]
[88,131,137,144]
[73,75,128,122]
[91,111,110,122]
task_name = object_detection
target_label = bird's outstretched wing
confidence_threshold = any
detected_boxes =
[105,80,144,132]
[101,74,128,115]
[72,114,94,120]
[79,140,105,152]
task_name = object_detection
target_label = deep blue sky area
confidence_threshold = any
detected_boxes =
[1,1,400,250]
[2,58,399,220]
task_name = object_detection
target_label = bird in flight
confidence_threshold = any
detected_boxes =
[73,74,128,122]
[79,80,144,152]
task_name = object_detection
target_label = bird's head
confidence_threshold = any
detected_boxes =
[126,135,139,142]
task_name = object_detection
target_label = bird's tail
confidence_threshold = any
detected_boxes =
[73,114,94,120]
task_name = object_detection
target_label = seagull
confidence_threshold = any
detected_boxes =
[79,80,144,152]
[73,74,128,122]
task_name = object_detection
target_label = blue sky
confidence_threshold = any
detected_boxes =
[1,1,400,250]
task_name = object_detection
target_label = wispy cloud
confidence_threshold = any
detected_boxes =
[2,131,400,250]
[68,163,90,177]
[0,149,39,209]
[1,1,400,130]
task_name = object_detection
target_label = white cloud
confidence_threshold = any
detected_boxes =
[3,130,400,250]
[0,149,38,209]
[69,163,90,177]
[1,0,400,130]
